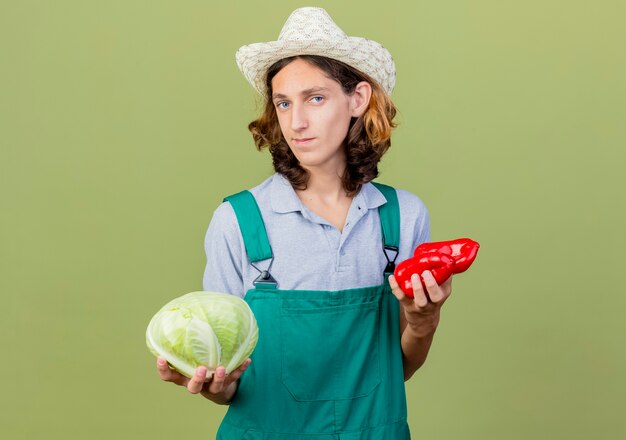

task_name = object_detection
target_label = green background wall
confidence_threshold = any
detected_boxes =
[2,1,624,438]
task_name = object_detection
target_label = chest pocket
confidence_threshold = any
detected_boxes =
[279,291,382,401]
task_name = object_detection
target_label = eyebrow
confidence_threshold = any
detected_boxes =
[272,86,330,101]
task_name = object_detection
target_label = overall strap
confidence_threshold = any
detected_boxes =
[371,182,400,275]
[224,191,277,287]
[224,191,273,263]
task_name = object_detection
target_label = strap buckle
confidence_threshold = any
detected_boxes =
[382,244,399,274]
[251,257,278,288]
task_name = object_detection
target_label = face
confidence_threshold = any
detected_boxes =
[270,58,364,173]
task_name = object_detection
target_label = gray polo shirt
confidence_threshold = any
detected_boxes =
[203,173,430,298]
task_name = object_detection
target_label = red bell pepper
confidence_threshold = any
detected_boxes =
[414,238,480,274]
[394,238,480,297]
[394,253,455,297]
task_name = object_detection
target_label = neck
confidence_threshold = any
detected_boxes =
[300,169,346,202]
[295,163,353,232]
[299,150,348,200]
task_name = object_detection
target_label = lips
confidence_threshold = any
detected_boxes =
[292,137,315,146]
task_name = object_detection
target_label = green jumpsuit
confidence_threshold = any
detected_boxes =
[216,183,411,439]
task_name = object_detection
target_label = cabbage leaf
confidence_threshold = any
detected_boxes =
[146,291,258,379]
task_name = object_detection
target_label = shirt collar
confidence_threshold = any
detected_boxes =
[269,173,389,214]
[269,174,304,213]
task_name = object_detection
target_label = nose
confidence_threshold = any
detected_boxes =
[290,103,308,132]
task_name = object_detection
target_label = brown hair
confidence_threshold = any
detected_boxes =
[248,55,397,196]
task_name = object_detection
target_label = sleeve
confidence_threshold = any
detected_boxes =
[396,189,431,258]
[202,201,246,298]
[412,199,430,249]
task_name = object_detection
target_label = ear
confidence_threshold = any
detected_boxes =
[350,81,372,117]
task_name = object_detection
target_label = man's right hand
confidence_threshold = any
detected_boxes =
[156,356,252,405]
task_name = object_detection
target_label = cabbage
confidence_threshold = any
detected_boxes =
[146,291,258,379]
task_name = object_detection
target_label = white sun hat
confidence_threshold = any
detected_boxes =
[235,7,396,96]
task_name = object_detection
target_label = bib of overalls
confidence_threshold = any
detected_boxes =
[216,183,410,440]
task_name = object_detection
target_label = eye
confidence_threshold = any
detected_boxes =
[276,101,290,110]
[310,96,324,103]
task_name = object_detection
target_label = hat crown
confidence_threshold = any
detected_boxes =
[278,7,347,42]
[236,7,396,95]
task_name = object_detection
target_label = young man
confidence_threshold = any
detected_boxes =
[157,7,453,438]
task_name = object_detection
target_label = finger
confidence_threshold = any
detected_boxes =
[440,275,453,300]
[187,366,208,394]
[388,275,416,308]
[411,274,430,308]
[207,366,227,394]
[421,270,444,303]
[388,274,399,291]
[157,357,187,386]
[226,358,252,383]
[388,275,404,301]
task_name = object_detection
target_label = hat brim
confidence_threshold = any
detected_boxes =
[236,36,396,96]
